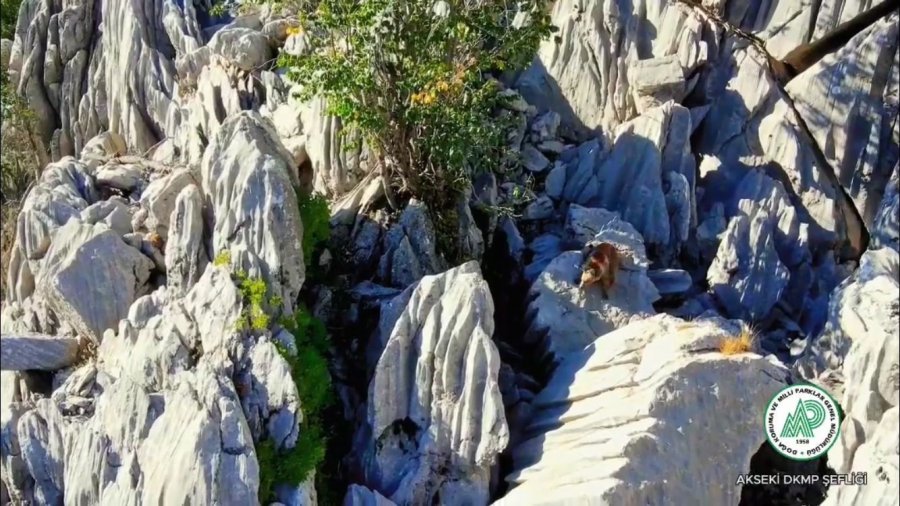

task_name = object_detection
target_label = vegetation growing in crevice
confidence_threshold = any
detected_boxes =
[2,0,45,300]
[298,192,331,264]
[718,324,758,356]
[278,0,555,243]
[215,189,335,501]
[257,306,333,503]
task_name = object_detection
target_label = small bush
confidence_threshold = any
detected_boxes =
[234,272,273,332]
[297,192,331,264]
[213,250,232,267]
[256,306,333,502]
[280,0,555,209]
[719,324,757,356]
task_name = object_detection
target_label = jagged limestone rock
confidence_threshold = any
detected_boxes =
[787,248,900,506]
[498,314,790,505]
[165,185,207,296]
[0,333,80,371]
[526,214,659,363]
[364,261,507,505]
[36,220,154,343]
[201,111,305,312]
[376,199,445,289]
[516,0,706,138]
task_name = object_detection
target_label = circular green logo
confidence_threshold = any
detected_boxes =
[764,383,841,461]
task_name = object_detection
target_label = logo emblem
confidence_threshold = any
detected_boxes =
[765,384,840,461]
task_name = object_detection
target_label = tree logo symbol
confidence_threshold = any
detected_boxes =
[765,384,841,461]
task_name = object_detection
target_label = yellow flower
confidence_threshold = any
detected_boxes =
[435,80,450,93]
[286,25,304,37]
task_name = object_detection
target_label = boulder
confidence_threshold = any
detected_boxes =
[0,333,80,371]
[137,169,196,240]
[498,314,790,505]
[36,221,154,343]
[208,27,273,72]
[364,261,507,505]
[525,218,658,363]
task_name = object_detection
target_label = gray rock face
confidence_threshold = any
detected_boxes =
[792,248,900,506]
[526,214,659,363]
[516,0,707,138]
[343,484,396,506]
[201,111,305,311]
[629,55,687,114]
[0,333,80,371]
[376,200,445,289]
[871,164,899,252]
[544,102,695,257]
[499,314,790,506]
[5,158,97,305]
[36,221,154,343]
[364,262,507,505]
[165,185,207,296]
[1,262,266,504]
[297,97,370,197]
[136,170,196,240]
[207,27,273,72]
[787,15,899,230]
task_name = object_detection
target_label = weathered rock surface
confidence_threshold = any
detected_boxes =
[36,221,154,343]
[794,248,899,382]
[0,333,80,371]
[164,184,208,296]
[526,212,659,363]
[790,248,900,506]
[498,314,790,505]
[201,111,305,311]
[343,484,396,506]
[786,15,899,230]
[362,261,507,505]
[871,164,899,252]
[542,102,695,258]
[376,199,446,289]
[517,0,707,138]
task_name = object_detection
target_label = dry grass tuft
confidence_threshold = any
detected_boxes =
[718,323,758,356]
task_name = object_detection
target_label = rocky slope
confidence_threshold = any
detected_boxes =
[1,0,898,505]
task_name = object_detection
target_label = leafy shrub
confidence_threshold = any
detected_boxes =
[234,271,273,331]
[213,250,232,267]
[1,0,21,39]
[256,305,333,502]
[297,191,331,264]
[280,0,554,209]
[1,10,44,299]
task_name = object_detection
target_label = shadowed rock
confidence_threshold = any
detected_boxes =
[0,332,80,371]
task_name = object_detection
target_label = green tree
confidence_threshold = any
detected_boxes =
[280,0,554,210]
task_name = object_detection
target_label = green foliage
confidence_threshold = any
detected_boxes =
[1,59,42,208]
[208,1,229,17]
[297,192,331,263]
[279,0,555,208]
[256,306,333,502]
[213,250,232,267]
[1,1,44,299]
[1,0,21,40]
[234,271,274,332]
